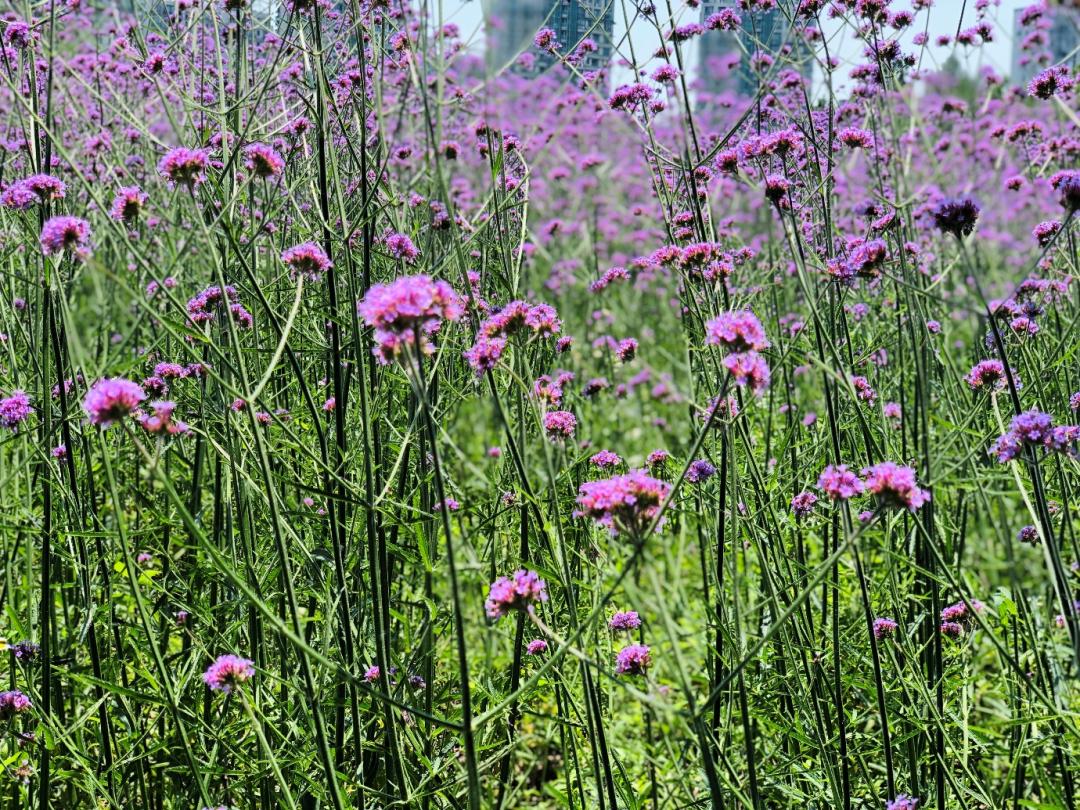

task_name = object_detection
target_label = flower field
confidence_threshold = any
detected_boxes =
[0,0,1078,808]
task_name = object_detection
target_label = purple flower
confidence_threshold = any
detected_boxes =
[964,359,1015,392]
[485,570,548,619]
[40,216,91,257]
[931,196,980,238]
[157,147,211,189]
[686,459,716,483]
[83,378,147,428]
[609,611,641,632]
[723,351,770,395]
[243,143,285,179]
[576,470,671,536]
[0,390,32,431]
[357,275,462,364]
[817,464,865,501]
[589,450,622,469]
[615,644,651,676]
[1,174,65,209]
[526,639,548,655]
[886,795,919,810]
[543,410,577,440]
[873,617,899,640]
[0,690,32,719]
[704,310,770,353]
[110,186,148,223]
[202,654,254,693]
[791,491,818,518]
[861,462,930,512]
[282,242,332,281]
[384,232,420,262]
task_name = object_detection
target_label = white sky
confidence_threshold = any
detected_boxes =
[434,0,1035,89]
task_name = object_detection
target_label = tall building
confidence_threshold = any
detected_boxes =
[486,0,615,78]
[1011,6,1079,86]
[697,1,810,97]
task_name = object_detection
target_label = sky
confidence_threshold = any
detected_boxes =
[431,0,1036,91]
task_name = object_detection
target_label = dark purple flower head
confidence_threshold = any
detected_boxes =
[791,491,818,518]
[687,459,716,483]
[1051,171,1080,212]
[931,196,980,238]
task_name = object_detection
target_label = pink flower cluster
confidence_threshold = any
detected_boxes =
[485,570,548,619]
[187,285,253,329]
[614,644,651,676]
[576,470,671,536]
[0,390,32,431]
[357,274,462,364]
[281,242,332,281]
[202,654,255,694]
[83,378,147,428]
[861,462,930,512]
[465,300,562,374]
[40,216,92,257]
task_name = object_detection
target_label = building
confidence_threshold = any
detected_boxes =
[1011,5,1079,86]
[697,1,811,97]
[486,0,615,79]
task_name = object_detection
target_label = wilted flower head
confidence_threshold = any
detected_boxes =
[202,654,254,693]
[791,491,817,517]
[873,617,899,640]
[485,570,548,619]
